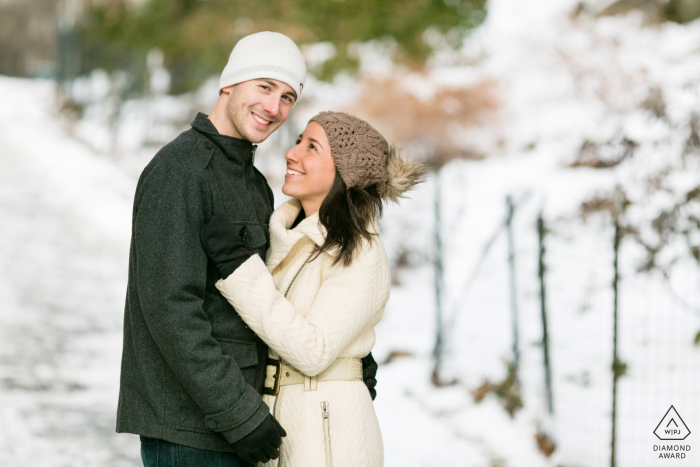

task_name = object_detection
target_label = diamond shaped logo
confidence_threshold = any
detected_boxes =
[654,406,691,440]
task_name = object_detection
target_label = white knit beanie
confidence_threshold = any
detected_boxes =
[219,31,307,98]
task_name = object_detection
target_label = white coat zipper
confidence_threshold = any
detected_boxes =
[284,251,314,297]
[272,251,315,467]
[273,394,282,467]
[321,401,333,467]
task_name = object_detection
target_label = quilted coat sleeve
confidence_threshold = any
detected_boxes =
[216,244,390,376]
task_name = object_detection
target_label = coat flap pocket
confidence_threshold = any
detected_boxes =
[240,223,268,250]
[216,338,259,369]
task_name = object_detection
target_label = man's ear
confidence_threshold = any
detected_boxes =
[220,85,233,95]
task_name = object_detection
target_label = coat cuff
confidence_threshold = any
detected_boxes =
[203,385,270,444]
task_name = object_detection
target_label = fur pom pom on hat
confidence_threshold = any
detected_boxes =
[383,145,428,202]
[309,111,426,200]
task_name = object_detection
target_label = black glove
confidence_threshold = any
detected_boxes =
[231,415,287,464]
[200,215,253,279]
[361,352,378,400]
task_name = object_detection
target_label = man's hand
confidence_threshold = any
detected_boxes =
[231,414,287,464]
[361,352,378,400]
[200,215,253,279]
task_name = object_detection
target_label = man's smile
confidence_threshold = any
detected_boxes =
[252,112,273,126]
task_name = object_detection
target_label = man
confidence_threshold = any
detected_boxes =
[116,32,377,467]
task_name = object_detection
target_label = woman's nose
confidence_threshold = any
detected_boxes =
[285,145,299,162]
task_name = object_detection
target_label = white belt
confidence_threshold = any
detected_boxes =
[263,358,363,396]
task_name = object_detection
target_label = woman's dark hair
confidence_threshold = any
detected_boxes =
[315,171,383,267]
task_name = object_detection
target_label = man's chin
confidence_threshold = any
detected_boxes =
[247,136,267,144]
[246,125,278,144]
[243,132,269,144]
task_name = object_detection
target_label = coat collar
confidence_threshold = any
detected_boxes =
[191,112,256,165]
[266,199,330,272]
[265,199,381,272]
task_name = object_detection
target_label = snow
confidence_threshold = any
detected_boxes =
[3,0,700,465]
[0,77,136,466]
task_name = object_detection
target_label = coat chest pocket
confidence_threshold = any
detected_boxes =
[237,223,268,251]
[222,220,269,253]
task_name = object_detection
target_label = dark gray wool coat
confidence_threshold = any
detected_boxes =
[117,113,274,452]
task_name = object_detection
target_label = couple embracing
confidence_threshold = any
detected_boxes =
[116,31,425,467]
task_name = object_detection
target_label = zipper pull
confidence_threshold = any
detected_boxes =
[321,401,330,419]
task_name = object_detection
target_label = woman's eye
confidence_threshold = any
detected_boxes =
[295,139,301,145]
[309,144,317,151]
[260,85,270,91]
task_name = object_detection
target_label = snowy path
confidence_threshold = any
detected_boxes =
[0,78,139,466]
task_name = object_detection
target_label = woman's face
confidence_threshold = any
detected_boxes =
[282,122,336,215]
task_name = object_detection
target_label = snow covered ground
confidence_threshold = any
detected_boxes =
[0,78,137,466]
[3,0,700,466]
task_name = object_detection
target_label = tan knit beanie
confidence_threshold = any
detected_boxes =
[309,111,427,200]
[309,111,388,190]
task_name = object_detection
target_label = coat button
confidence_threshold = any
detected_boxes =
[204,141,212,150]
[206,419,217,429]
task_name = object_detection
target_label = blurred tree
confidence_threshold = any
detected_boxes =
[0,0,58,77]
[81,0,487,93]
[598,0,700,23]
[665,0,700,23]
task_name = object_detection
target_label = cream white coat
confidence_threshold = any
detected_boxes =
[216,199,389,467]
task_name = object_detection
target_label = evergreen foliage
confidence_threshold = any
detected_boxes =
[81,0,487,93]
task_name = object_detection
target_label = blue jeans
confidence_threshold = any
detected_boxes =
[140,436,251,467]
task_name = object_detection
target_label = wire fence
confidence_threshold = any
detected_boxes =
[435,186,700,467]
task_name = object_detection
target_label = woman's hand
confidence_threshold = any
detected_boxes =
[362,352,378,400]
[200,215,254,279]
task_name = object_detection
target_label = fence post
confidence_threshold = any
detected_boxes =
[610,186,624,467]
[537,210,554,414]
[506,195,520,380]
[432,169,445,385]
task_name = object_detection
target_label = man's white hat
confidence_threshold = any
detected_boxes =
[219,31,307,98]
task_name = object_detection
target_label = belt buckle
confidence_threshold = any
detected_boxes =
[263,358,282,396]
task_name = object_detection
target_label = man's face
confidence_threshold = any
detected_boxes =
[223,79,297,144]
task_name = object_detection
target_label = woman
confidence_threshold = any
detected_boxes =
[201,111,425,466]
